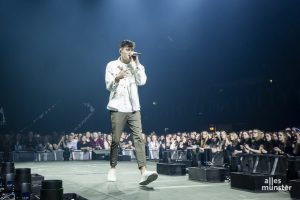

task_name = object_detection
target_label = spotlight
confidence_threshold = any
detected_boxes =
[209,124,216,132]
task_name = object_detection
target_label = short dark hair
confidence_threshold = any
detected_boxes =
[120,40,135,49]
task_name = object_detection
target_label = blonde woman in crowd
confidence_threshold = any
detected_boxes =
[148,134,160,159]
[199,131,211,152]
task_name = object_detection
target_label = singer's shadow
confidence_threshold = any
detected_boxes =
[106,182,126,196]
[139,185,155,191]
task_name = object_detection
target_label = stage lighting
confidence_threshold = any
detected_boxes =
[209,124,216,132]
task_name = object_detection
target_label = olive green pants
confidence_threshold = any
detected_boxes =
[110,111,146,168]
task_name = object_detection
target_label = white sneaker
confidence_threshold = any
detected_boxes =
[139,170,158,185]
[107,168,117,182]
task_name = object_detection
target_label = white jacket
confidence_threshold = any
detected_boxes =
[105,58,147,112]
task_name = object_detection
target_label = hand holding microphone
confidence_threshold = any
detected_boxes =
[130,51,141,67]
[132,51,142,56]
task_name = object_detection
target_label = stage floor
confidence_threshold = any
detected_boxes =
[15,161,290,200]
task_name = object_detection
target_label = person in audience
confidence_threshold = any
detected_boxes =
[169,135,179,159]
[56,135,68,150]
[159,135,165,146]
[118,137,126,155]
[199,131,212,152]
[13,133,23,151]
[188,132,197,147]
[1,133,13,161]
[195,132,201,144]
[210,132,221,153]
[228,132,240,156]
[261,132,275,154]
[43,135,54,152]
[85,131,91,143]
[233,131,251,155]
[91,132,105,150]
[74,134,79,143]
[124,140,135,150]
[66,134,78,150]
[49,131,59,147]
[141,133,147,144]
[169,137,178,150]
[177,136,188,151]
[245,129,264,154]
[220,131,230,151]
[149,134,160,159]
[272,132,279,146]
[77,135,92,152]
[104,134,112,150]
[175,135,181,148]
[292,132,300,156]
[34,134,44,151]
[220,131,231,165]
[23,131,38,151]
[162,135,171,150]
[284,128,293,144]
[274,131,293,155]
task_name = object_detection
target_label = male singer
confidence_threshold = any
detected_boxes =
[105,40,158,185]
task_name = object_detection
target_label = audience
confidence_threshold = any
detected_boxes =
[1,127,300,162]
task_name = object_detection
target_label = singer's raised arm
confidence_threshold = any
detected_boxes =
[132,64,147,86]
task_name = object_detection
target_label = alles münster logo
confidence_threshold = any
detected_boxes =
[261,177,291,191]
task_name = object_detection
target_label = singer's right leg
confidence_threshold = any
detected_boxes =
[110,111,127,167]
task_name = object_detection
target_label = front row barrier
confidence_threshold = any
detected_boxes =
[10,148,224,164]
[36,150,64,161]
[3,149,168,162]
[159,148,225,168]
[8,149,300,171]
[72,150,92,160]
[6,151,65,162]
[157,148,226,177]
[230,154,288,175]
[10,150,87,162]
[9,149,138,162]
[6,149,160,162]
[122,149,136,159]
[230,154,300,193]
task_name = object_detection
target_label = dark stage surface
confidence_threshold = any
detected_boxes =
[16,161,290,200]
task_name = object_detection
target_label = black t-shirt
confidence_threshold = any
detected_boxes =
[277,141,293,155]
[294,143,300,156]
[263,140,274,154]
[210,138,220,148]
[77,141,91,150]
[177,142,188,150]
[227,140,239,153]
[242,138,252,146]
[251,139,263,150]
[235,139,252,151]
[23,138,38,151]
[188,139,197,146]
[199,138,212,148]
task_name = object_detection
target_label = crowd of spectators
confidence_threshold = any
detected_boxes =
[0,127,300,161]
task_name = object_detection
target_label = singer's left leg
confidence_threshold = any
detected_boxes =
[127,111,146,169]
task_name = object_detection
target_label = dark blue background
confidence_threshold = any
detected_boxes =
[0,0,299,133]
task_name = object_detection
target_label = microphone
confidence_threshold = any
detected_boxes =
[132,51,142,56]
